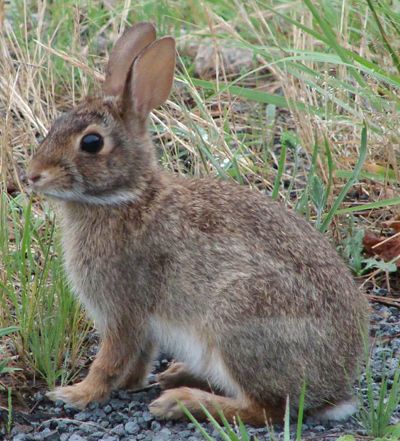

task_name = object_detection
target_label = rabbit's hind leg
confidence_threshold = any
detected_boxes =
[157,362,213,391]
[149,387,284,426]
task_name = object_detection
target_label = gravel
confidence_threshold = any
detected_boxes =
[3,298,400,441]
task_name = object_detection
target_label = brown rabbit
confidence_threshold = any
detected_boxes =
[27,22,369,426]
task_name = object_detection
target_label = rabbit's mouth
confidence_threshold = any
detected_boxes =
[27,166,72,195]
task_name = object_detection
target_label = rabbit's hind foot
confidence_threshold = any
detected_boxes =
[149,387,283,426]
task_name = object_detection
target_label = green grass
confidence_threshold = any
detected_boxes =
[359,351,400,438]
[1,0,400,439]
[0,194,90,389]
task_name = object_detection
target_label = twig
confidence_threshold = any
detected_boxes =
[37,417,108,432]
[367,294,400,308]
[126,382,159,393]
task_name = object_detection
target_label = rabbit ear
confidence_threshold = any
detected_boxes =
[128,36,176,118]
[104,22,156,97]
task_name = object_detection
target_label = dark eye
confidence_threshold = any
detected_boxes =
[80,133,104,154]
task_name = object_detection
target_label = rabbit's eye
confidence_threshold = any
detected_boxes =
[80,133,104,154]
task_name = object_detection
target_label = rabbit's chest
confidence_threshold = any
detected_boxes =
[60,218,123,332]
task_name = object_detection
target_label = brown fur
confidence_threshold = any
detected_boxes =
[27,23,369,426]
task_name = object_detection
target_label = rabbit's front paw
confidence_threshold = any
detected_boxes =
[46,381,109,409]
[149,387,199,419]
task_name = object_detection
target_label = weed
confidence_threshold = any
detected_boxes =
[359,352,400,438]
[0,194,90,388]
[0,326,20,384]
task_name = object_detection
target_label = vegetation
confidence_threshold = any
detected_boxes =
[1,0,399,439]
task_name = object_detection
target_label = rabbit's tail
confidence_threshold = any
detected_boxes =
[149,387,284,426]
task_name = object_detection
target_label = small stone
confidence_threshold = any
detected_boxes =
[109,412,125,424]
[64,403,79,414]
[110,399,125,410]
[40,429,59,441]
[92,408,107,420]
[150,421,161,432]
[125,421,140,435]
[118,390,130,400]
[69,435,86,441]
[103,404,113,414]
[74,411,89,421]
[56,421,69,433]
[142,411,153,422]
[101,437,119,441]
[88,432,106,441]
[33,392,44,402]
[13,435,30,441]
[111,424,125,436]
[60,434,70,441]
[313,425,325,432]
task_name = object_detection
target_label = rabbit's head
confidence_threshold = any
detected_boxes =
[27,23,175,204]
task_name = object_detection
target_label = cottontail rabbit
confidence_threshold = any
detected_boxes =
[27,22,369,425]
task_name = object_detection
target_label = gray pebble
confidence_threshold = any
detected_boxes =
[88,432,106,441]
[142,411,153,422]
[69,435,86,441]
[109,412,125,424]
[150,421,162,431]
[111,424,125,436]
[125,421,140,435]
[33,392,44,402]
[64,403,79,414]
[118,390,130,400]
[92,408,107,420]
[110,399,125,410]
[13,435,31,441]
[74,411,90,421]
[103,404,113,414]
[39,429,59,441]
[313,425,326,432]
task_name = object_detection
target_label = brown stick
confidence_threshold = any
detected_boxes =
[367,294,400,308]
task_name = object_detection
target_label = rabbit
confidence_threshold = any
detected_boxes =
[27,22,369,426]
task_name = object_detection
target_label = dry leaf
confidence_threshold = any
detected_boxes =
[363,230,400,267]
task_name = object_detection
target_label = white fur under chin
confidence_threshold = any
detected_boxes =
[44,189,139,206]
[313,399,358,421]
